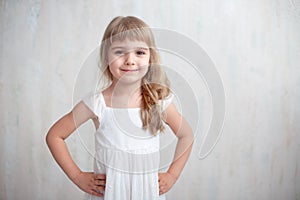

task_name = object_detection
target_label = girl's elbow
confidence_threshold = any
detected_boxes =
[45,130,54,147]
[45,127,61,147]
[186,131,194,144]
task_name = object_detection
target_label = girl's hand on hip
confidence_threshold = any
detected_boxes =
[73,172,106,197]
[158,172,177,195]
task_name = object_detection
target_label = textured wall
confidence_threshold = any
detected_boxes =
[1,0,299,200]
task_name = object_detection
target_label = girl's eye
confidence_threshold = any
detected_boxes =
[136,50,146,55]
[114,50,124,55]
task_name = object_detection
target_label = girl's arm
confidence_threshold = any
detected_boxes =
[158,103,194,195]
[46,101,105,197]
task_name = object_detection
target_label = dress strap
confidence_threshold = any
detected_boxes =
[99,92,107,108]
[82,91,105,118]
[159,93,174,111]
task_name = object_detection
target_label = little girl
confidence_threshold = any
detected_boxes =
[46,16,194,200]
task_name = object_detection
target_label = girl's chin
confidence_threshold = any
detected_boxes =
[115,76,144,85]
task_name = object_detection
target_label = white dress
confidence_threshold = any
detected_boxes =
[82,92,173,200]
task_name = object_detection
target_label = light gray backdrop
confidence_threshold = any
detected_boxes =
[0,0,299,200]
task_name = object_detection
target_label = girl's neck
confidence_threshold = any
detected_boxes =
[104,80,142,108]
[109,80,141,96]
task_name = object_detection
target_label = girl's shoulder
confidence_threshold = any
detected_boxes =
[82,91,106,117]
[159,92,174,111]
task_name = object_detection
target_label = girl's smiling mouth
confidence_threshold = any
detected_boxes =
[120,68,139,72]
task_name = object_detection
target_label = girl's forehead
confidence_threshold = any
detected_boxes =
[110,39,149,49]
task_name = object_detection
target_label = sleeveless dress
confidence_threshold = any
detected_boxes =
[82,92,173,200]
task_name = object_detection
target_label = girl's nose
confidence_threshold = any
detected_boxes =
[125,52,135,66]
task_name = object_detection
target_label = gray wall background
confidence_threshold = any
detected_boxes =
[1,0,299,199]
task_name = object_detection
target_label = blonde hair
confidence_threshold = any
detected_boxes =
[99,16,170,135]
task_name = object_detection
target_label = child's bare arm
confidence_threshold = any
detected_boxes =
[46,101,105,197]
[159,103,194,195]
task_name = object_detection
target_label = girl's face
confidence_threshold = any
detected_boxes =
[107,39,150,84]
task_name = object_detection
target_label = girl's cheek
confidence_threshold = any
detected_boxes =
[141,66,150,75]
[139,63,149,70]
[108,53,123,64]
[140,60,150,67]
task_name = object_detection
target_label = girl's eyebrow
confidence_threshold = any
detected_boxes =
[110,46,149,50]
[137,47,149,50]
[110,46,124,49]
